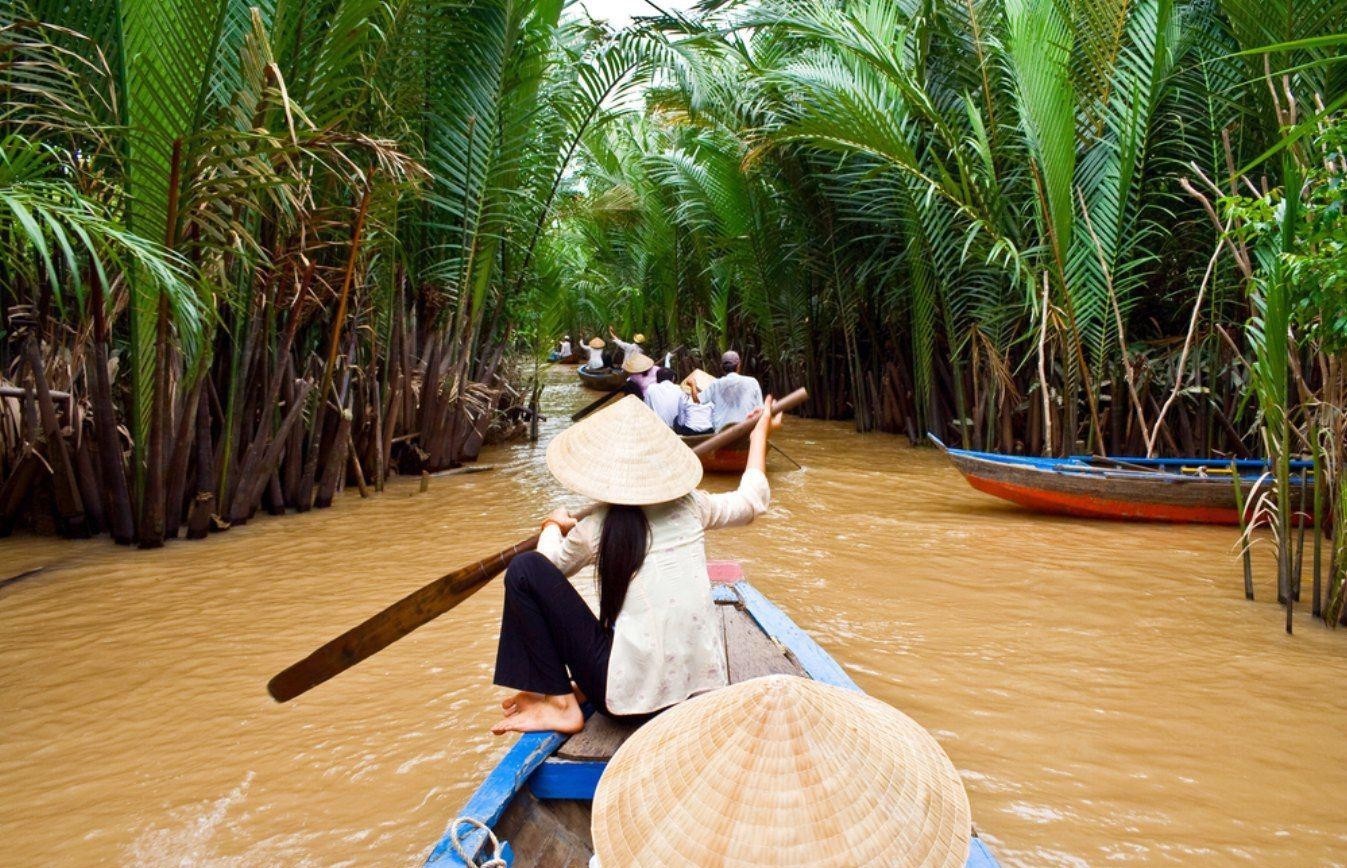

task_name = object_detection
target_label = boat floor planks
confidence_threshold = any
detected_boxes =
[427,565,1000,867]
[555,714,637,762]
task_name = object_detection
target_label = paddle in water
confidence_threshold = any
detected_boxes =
[267,388,805,702]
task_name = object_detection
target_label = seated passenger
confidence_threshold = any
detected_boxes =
[584,337,606,371]
[698,350,763,430]
[643,368,689,429]
[490,395,783,733]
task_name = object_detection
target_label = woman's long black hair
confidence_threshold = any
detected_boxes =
[596,505,650,630]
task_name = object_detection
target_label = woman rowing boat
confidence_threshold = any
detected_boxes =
[489,394,783,735]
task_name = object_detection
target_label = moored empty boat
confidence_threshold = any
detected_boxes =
[425,562,999,867]
[576,365,627,391]
[934,436,1313,525]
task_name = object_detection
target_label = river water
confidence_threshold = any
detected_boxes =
[3,367,1346,866]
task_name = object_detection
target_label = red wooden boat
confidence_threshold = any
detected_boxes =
[681,431,749,473]
[934,437,1314,525]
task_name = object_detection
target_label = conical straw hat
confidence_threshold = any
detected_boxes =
[633,332,646,344]
[547,395,702,505]
[622,353,654,374]
[588,337,605,349]
[592,675,972,867]
[681,368,716,394]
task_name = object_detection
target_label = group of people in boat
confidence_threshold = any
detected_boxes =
[565,327,766,438]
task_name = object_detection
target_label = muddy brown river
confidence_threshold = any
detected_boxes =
[3,367,1346,866]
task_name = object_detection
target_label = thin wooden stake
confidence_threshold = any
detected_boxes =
[1232,461,1254,601]
[1311,423,1324,619]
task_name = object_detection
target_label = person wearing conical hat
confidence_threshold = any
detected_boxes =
[583,337,605,371]
[591,675,974,867]
[620,351,656,397]
[607,326,645,368]
[490,395,784,735]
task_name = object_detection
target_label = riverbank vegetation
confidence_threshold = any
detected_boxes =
[0,0,643,545]
[538,0,1347,625]
[2,0,1345,628]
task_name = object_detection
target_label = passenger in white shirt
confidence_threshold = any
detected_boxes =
[675,394,714,435]
[643,369,689,428]
[698,350,763,430]
[608,327,645,367]
[558,337,572,357]
[489,395,784,733]
[584,337,606,370]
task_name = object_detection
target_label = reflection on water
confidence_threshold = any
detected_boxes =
[2,366,1346,865]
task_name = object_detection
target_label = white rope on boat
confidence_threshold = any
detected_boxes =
[448,816,506,867]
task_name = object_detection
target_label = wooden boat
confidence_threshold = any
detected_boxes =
[934,436,1314,525]
[548,350,581,364]
[425,562,999,867]
[680,431,749,473]
[576,365,627,391]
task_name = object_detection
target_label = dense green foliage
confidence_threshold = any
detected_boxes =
[2,0,1345,625]
[540,0,1347,623]
[551,0,1344,451]
[0,0,649,544]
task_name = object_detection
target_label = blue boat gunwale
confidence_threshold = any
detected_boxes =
[426,579,998,867]
[930,435,1311,481]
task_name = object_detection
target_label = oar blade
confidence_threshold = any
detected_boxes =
[268,537,538,702]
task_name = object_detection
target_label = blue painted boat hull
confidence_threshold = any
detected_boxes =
[933,436,1315,525]
[426,576,1000,866]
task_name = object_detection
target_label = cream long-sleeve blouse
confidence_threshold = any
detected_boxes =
[537,468,771,715]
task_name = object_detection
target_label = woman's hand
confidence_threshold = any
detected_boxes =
[745,396,783,473]
[749,396,783,440]
[543,506,577,534]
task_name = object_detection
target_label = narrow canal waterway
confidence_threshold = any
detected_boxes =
[3,367,1346,866]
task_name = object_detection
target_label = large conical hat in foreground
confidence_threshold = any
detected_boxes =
[592,674,972,867]
[546,395,702,505]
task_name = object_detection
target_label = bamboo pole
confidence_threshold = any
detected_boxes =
[1311,422,1324,619]
[1232,460,1254,601]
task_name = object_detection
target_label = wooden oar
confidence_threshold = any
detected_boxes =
[268,387,807,702]
[571,388,622,422]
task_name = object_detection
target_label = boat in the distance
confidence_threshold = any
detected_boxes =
[680,430,749,473]
[424,562,1000,867]
[548,350,581,364]
[576,365,627,391]
[934,436,1314,525]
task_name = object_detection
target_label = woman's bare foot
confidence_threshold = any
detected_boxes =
[501,691,543,717]
[491,693,584,735]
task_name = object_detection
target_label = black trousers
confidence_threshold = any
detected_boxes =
[673,422,712,436]
[493,551,615,715]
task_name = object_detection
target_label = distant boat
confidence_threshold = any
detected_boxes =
[424,562,1000,867]
[680,430,749,473]
[576,365,627,391]
[548,350,580,364]
[933,436,1314,525]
